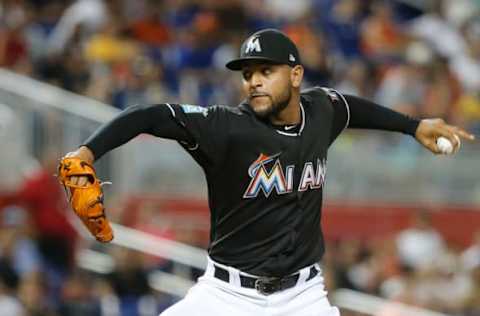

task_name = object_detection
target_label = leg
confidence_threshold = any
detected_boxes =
[160,280,263,316]
[271,272,341,316]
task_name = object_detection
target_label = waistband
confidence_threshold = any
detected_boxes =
[205,257,321,295]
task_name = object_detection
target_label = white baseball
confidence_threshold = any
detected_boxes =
[436,135,460,154]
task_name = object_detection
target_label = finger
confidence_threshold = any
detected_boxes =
[70,176,79,185]
[424,139,441,155]
[78,176,89,187]
[452,127,475,141]
[453,134,461,153]
[444,125,475,141]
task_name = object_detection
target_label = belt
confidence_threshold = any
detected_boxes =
[213,265,318,295]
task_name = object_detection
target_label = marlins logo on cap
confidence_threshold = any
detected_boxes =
[226,29,301,70]
[245,35,262,54]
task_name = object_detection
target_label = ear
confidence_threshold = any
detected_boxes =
[290,65,304,88]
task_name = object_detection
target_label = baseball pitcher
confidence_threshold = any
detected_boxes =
[59,29,474,316]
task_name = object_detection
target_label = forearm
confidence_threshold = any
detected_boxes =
[82,104,185,161]
[344,94,419,136]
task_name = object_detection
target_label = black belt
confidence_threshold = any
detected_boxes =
[213,265,318,295]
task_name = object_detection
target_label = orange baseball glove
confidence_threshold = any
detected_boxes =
[57,157,113,242]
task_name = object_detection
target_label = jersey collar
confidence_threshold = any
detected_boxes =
[275,102,305,137]
[239,100,306,137]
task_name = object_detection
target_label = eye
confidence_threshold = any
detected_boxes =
[242,71,251,80]
[262,67,272,75]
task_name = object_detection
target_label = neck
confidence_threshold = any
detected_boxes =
[269,93,301,125]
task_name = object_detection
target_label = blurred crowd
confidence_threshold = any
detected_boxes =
[324,210,480,316]
[1,0,480,133]
[0,155,184,316]
[1,0,480,315]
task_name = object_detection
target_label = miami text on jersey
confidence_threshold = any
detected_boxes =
[243,153,327,198]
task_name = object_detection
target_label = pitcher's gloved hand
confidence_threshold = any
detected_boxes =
[57,156,113,242]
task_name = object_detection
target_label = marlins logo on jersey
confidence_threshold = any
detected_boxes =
[243,153,327,198]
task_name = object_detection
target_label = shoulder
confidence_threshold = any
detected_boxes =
[301,86,344,103]
[204,104,246,118]
[301,86,327,99]
[301,86,335,113]
[206,102,255,119]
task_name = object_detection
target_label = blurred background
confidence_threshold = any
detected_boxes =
[0,0,479,315]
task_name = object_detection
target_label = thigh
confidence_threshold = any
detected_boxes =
[297,304,341,316]
[159,285,211,316]
[296,287,340,316]
[160,281,262,316]
[279,296,340,316]
[277,279,341,316]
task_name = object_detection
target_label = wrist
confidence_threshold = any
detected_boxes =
[72,146,95,164]
[408,118,421,138]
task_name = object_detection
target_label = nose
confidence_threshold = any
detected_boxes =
[249,72,263,88]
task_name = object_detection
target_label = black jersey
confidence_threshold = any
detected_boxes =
[163,87,343,276]
[84,87,418,277]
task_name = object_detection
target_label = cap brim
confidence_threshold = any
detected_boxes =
[225,56,284,71]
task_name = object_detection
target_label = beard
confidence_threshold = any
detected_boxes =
[249,86,292,119]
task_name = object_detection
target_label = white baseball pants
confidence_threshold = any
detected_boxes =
[160,257,341,316]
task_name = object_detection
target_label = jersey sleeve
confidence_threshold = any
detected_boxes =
[325,89,420,144]
[320,88,351,145]
[340,94,419,135]
[83,104,190,160]
[83,103,230,171]
[165,103,230,171]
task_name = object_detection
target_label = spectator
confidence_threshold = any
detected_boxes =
[361,0,407,61]
[58,271,102,315]
[17,152,78,287]
[0,259,23,316]
[285,23,331,87]
[396,210,446,270]
[374,41,431,116]
[17,272,54,315]
[107,247,158,315]
[450,19,480,93]
[92,277,121,316]
[24,0,66,62]
[47,0,110,55]
[84,16,140,64]
[420,56,462,120]
[322,0,363,60]
[335,59,374,98]
[128,1,171,48]
[0,0,30,71]
[407,0,467,59]
[264,0,312,23]
[0,205,43,278]
[462,231,480,271]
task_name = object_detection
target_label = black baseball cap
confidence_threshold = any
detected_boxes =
[226,29,302,71]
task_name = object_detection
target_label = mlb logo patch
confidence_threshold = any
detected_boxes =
[181,104,208,117]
